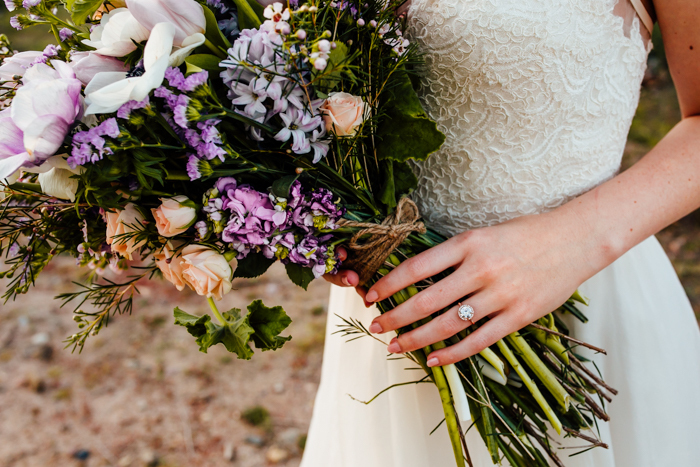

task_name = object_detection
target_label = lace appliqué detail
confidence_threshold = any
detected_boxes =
[406,0,650,237]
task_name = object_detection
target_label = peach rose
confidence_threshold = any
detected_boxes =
[180,245,235,301]
[154,241,187,291]
[320,92,365,136]
[151,195,197,237]
[104,203,146,260]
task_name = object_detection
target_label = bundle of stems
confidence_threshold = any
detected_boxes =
[356,229,618,467]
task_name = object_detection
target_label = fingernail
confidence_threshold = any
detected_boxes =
[365,290,378,302]
[368,322,383,334]
[387,338,401,353]
[341,276,351,286]
[427,357,439,367]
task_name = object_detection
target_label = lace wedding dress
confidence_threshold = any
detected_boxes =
[300,1,700,465]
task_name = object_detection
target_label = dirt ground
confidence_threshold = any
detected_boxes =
[1,260,331,467]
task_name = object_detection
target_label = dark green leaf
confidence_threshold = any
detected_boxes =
[233,251,276,279]
[202,5,231,50]
[392,161,418,197]
[375,70,446,162]
[285,262,315,290]
[271,174,299,198]
[65,0,103,25]
[247,300,292,351]
[217,308,256,359]
[186,54,224,72]
[231,0,264,30]
[174,307,210,338]
[378,160,397,210]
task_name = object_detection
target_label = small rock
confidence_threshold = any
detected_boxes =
[223,442,236,461]
[273,382,285,394]
[31,332,49,345]
[72,449,90,461]
[245,435,265,447]
[265,446,289,464]
[277,428,301,448]
[140,449,158,466]
[117,455,133,466]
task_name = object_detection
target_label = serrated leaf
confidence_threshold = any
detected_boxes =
[375,70,445,162]
[174,307,210,337]
[270,174,299,198]
[232,0,264,30]
[202,5,231,51]
[233,251,276,279]
[285,262,315,291]
[247,300,292,351]
[217,308,256,359]
[65,0,103,25]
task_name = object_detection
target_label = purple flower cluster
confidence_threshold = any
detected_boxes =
[219,27,330,162]
[154,68,227,178]
[117,97,150,119]
[201,177,344,278]
[68,118,120,168]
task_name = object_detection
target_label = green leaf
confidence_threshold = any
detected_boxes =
[202,5,231,51]
[393,161,419,197]
[231,0,264,30]
[285,262,315,291]
[247,300,292,351]
[313,42,350,92]
[65,0,103,25]
[233,251,276,279]
[173,307,255,359]
[375,70,446,162]
[185,54,224,72]
[378,160,397,210]
[174,307,211,337]
[270,174,299,198]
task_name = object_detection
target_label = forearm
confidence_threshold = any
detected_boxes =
[554,115,700,275]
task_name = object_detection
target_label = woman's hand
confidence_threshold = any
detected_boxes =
[363,211,609,367]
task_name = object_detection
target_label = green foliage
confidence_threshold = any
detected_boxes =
[375,70,446,163]
[64,0,103,25]
[186,54,225,72]
[313,42,352,93]
[270,174,300,198]
[241,405,271,427]
[285,262,315,290]
[202,4,231,51]
[233,252,276,279]
[173,300,292,359]
[378,160,418,210]
[231,0,264,30]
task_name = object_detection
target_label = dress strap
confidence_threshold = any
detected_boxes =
[629,0,655,34]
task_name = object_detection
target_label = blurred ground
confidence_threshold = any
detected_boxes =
[1,15,699,467]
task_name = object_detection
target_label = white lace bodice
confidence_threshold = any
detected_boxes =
[406,0,650,236]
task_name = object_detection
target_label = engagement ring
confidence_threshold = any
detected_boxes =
[457,303,475,325]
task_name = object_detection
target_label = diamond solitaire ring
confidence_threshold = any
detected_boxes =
[457,303,475,325]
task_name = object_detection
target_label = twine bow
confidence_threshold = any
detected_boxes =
[337,197,426,286]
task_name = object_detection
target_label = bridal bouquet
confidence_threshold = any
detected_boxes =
[0,0,617,465]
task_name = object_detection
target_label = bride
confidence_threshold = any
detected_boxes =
[299,0,700,466]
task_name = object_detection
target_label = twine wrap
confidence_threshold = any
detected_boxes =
[337,198,426,286]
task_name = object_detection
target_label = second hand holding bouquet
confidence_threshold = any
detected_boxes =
[0,0,617,465]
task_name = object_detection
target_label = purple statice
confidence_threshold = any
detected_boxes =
[21,0,39,8]
[4,0,18,12]
[185,120,227,161]
[117,97,149,119]
[68,118,120,168]
[186,154,213,181]
[58,27,73,41]
[10,16,23,30]
[164,67,208,93]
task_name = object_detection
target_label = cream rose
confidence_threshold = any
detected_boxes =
[320,92,366,137]
[154,241,187,291]
[104,203,147,260]
[180,245,235,301]
[151,195,197,237]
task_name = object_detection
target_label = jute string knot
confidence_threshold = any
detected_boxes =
[337,198,426,286]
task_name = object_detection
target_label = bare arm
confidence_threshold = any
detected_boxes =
[361,0,700,366]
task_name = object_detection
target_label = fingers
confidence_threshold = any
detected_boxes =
[355,286,373,307]
[323,269,359,287]
[368,270,480,334]
[336,246,348,262]
[364,236,467,303]
[385,293,499,354]
[425,314,517,367]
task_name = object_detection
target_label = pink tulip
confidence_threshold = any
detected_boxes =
[69,51,129,86]
[0,61,82,179]
[126,0,206,46]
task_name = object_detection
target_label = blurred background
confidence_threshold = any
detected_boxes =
[1,11,699,467]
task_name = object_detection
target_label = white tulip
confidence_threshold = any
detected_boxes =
[84,23,205,115]
[82,8,150,57]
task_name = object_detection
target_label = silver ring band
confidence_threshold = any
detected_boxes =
[457,302,475,325]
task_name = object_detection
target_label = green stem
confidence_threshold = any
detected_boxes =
[165,171,191,181]
[8,182,43,194]
[204,38,227,59]
[207,297,226,325]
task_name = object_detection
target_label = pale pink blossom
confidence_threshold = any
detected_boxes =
[180,245,235,301]
[151,195,197,237]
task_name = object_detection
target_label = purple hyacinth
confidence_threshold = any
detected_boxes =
[58,27,73,41]
[68,118,120,168]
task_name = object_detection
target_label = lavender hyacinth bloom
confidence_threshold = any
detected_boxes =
[58,28,73,41]
[275,109,324,154]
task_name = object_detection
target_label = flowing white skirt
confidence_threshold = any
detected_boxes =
[300,236,700,466]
